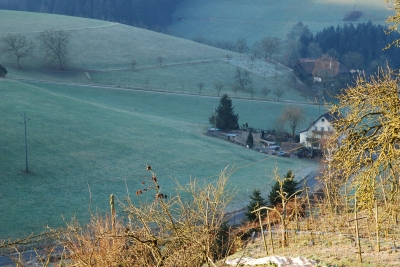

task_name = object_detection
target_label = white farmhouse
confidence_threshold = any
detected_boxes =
[299,112,337,148]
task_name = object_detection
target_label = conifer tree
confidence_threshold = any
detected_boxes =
[268,170,299,206]
[245,189,266,221]
[246,131,254,148]
[211,94,239,131]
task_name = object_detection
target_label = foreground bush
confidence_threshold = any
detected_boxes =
[49,166,235,266]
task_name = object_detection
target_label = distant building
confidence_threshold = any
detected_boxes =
[293,58,349,86]
[207,127,220,135]
[299,112,338,148]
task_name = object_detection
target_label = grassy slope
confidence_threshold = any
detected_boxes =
[0,79,318,238]
[0,11,320,238]
[0,10,309,102]
[168,0,392,44]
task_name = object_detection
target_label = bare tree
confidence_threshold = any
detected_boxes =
[38,30,70,70]
[221,40,235,51]
[385,0,400,48]
[326,66,400,211]
[307,42,323,59]
[214,81,224,96]
[273,88,285,101]
[253,37,281,60]
[231,84,240,96]
[1,34,34,69]
[225,54,232,62]
[236,37,248,54]
[157,56,163,66]
[234,67,252,90]
[274,116,286,141]
[261,86,271,99]
[341,51,364,70]
[250,55,256,68]
[131,59,137,70]
[247,84,256,99]
[280,106,305,138]
[196,82,205,94]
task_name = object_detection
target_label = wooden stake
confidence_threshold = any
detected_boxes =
[306,188,314,226]
[267,210,274,254]
[375,200,380,252]
[354,193,362,263]
[345,183,349,225]
[258,211,268,255]
[295,195,299,232]
[110,194,116,231]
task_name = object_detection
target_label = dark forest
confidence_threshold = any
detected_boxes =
[0,0,183,31]
[300,21,400,73]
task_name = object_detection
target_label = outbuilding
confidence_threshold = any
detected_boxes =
[299,112,338,148]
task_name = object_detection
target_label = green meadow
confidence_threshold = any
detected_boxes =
[0,11,321,238]
[0,80,319,239]
[169,0,392,44]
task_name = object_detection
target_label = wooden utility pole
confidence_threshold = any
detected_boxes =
[22,113,29,173]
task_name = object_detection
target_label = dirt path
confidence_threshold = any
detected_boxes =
[10,77,321,107]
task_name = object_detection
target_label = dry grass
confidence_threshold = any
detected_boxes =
[221,205,400,267]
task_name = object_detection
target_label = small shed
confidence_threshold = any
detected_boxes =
[207,127,220,135]
[227,133,236,141]
[259,140,276,147]
[280,142,303,154]
[260,145,280,154]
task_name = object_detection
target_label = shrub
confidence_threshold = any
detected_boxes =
[51,166,235,266]
[268,170,300,206]
[245,189,266,221]
[0,64,7,77]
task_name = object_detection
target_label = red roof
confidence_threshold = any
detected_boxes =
[294,58,348,77]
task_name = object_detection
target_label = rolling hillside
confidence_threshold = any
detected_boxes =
[168,0,392,45]
[0,10,311,102]
[0,11,321,238]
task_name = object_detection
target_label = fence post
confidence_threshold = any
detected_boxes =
[258,210,268,255]
[110,194,116,231]
[375,199,380,252]
[267,210,274,254]
[354,193,362,263]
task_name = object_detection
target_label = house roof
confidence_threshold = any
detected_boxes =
[294,58,316,74]
[281,142,303,152]
[299,112,340,133]
[294,58,348,76]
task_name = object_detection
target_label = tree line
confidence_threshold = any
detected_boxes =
[194,20,400,77]
[0,0,183,31]
[193,36,281,62]
[298,21,400,74]
[1,30,71,70]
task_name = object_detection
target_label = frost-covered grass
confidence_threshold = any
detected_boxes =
[0,10,312,102]
[0,80,319,239]
[0,10,322,239]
